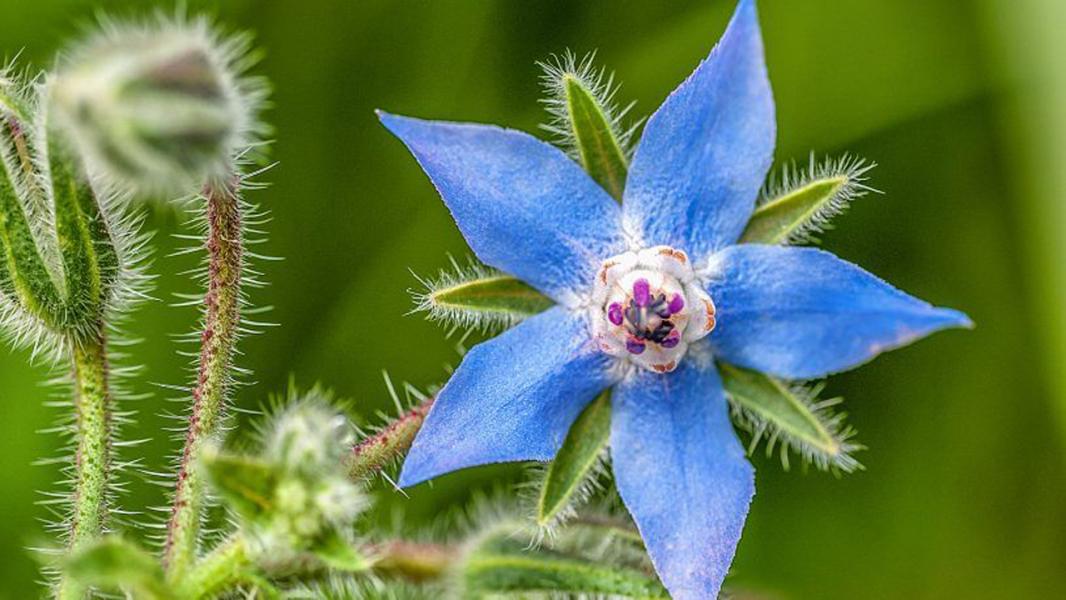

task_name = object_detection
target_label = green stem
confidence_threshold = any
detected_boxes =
[163,177,244,581]
[178,535,251,599]
[57,331,112,600]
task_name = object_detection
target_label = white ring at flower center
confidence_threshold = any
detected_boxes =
[588,246,716,373]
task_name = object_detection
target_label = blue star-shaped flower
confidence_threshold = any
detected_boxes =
[379,1,970,597]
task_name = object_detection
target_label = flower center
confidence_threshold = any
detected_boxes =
[589,246,715,373]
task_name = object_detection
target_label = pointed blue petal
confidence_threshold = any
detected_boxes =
[379,112,627,304]
[611,359,754,599]
[398,306,617,487]
[623,0,775,261]
[707,244,973,379]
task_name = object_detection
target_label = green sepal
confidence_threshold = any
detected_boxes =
[719,362,861,472]
[62,536,173,600]
[464,537,667,599]
[537,390,611,527]
[414,261,554,331]
[563,74,629,201]
[0,124,64,328]
[202,450,279,521]
[48,130,116,331]
[311,528,371,573]
[741,155,875,245]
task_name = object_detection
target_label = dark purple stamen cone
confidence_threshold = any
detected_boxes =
[668,293,685,315]
[661,330,681,348]
[626,338,646,354]
[633,278,651,307]
[608,302,624,326]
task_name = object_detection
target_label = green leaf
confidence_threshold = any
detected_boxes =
[464,548,667,599]
[537,390,611,527]
[563,75,629,201]
[741,155,876,245]
[202,451,279,520]
[719,362,862,472]
[413,259,554,331]
[63,536,172,599]
[539,52,633,201]
[311,528,371,573]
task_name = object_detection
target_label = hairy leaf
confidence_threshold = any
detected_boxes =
[537,390,611,527]
[63,536,172,599]
[741,155,876,245]
[719,362,862,472]
[464,547,666,598]
[412,259,554,331]
[311,528,371,573]
[202,451,278,520]
[539,51,636,201]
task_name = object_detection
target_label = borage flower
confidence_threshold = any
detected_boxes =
[379,0,970,597]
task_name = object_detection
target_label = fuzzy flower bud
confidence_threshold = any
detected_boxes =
[267,399,354,473]
[203,396,368,570]
[48,19,262,194]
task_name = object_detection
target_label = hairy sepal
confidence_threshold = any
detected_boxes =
[411,257,553,333]
[719,362,862,472]
[741,154,877,245]
[535,390,611,530]
[538,51,637,201]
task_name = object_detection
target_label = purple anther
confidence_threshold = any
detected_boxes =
[625,338,646,355]
[607,302,624,326]
[667,293,685,315]
[661,330,681,349]
[633,278,651,307]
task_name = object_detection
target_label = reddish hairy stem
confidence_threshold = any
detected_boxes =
[163,177,244,579]
[346,395,435,480]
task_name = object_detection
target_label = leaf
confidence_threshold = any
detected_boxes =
[311,528,371,573]
[718,362,862,472]
[63,536,172,599]
[464,549,667,598]
[538,51,635,201]
[741,154,876,245]
[537,390,611,528]
[412,258,554,331]
[202,450,279,520]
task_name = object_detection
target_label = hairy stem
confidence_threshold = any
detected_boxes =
[164,177,244,580]
[178,534,251,599]
[58,330,112,600]
[346,395,434,480]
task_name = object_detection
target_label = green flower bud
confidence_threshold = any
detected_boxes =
[48,19,264,194]
[0,71,141,352]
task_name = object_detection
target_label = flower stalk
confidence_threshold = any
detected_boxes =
[164,176,244,580]
[58,330,113,600]
[177,534,252,600]
[346,395,435,481]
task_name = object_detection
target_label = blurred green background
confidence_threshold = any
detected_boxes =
[1,0,1065,597]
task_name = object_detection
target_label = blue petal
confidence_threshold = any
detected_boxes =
[611,359,754,599]
[707,244,973,379]
[379,112,627,303]
[398,306,617,487]
[623,0,775,260]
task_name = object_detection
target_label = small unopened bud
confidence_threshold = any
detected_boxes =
[49,19,262,194]
[268,399,353,472]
